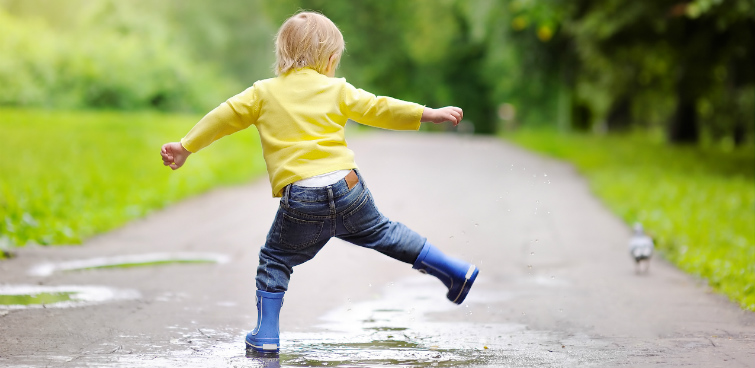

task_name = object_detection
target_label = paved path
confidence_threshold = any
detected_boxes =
[1,132,753,367]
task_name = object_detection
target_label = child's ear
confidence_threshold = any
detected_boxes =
[325,53,341,76]
[329,53,340,67]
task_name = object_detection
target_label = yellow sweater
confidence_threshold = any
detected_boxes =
[181,68,424,197]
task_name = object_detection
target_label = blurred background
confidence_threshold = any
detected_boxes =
[1,0,753,140]
[0,0,753,309]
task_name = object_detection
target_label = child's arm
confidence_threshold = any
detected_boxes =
[160,142,191,170]
[421,106,463,126]
[342,83,463,130]
[160,85,260,170]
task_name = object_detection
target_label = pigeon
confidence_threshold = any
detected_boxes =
[629,223,654,274]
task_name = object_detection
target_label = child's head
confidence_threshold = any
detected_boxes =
[274,11,345,76]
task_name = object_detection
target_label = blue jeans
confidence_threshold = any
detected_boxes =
[256,170,426,292]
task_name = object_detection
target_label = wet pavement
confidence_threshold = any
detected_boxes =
[1,133,754,367]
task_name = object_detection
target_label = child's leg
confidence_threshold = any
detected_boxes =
[248,196,333,353]
[256,207,332,292]
[338,214,426,264]
[333,172,424,263]
[335,173,478,304]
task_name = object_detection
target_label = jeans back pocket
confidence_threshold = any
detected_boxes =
[279,213,324,250]
[343,191,383,234]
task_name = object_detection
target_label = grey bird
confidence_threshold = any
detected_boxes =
[629,223,654,274]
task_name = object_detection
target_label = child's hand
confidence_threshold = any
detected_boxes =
[421,106,464,126]
[161,142,191,170]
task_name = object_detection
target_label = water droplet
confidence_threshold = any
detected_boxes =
[527,265,533,269]
[551,275,555,279]
[507,209,511,212]
[536,200,540,204]
[388,282,394,287]
[368,283,372,287]
[530,252,535,256]
[474,223,479,227]
[544,173,548,177]
[347,298,351,303]
[559,308,563,313]
[523,167,526,171]
[522,312,526,316]
[547,211,551,214]
[535,239,539,242]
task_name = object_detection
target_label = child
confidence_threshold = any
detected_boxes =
[160,11,479,354]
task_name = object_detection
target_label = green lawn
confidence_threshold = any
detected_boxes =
[505,130,755,311]
[0,109,266,249]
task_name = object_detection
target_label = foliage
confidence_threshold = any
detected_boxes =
[1,0,751,142]
[138,0,277,87]
[506,129,755,311]
[498,0,754,145]
[0,109,266,247]
[264,0,497,133]
[0,1,249,112]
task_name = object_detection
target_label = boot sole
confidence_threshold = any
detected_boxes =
[245,339,279,353]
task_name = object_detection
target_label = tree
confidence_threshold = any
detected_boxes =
[562,0,754,144]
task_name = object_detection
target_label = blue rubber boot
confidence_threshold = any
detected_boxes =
[412,243,479,304]
[245,290,284,353]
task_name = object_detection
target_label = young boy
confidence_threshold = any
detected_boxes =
[160,11,479,354]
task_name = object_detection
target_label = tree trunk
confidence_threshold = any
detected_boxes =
[668,93,699,144]
[606,97,632,132]
[668,58,699,144]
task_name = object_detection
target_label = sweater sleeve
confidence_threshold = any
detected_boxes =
[340,81,424,131]
[180,85,260,153]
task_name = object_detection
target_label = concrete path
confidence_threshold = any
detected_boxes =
[1,132,753,367]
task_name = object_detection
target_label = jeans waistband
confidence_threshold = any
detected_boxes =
[284,169,361,203]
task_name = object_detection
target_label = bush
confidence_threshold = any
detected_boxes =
[0,7,239,112]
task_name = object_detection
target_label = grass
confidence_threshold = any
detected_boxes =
[505,129,755,311]
[0,291,75,305]
[75,259,216,270]
[0,108,266,249]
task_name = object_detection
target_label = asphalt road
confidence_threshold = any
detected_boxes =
[1,132,753,368]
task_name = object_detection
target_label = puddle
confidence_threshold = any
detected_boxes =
[28,252,231,276]
[277,333,494,367]
[266,276,514,367]
[0,285,140,309]
[1,278,625,367]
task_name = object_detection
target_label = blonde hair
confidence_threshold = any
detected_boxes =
[274,11,345,75]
